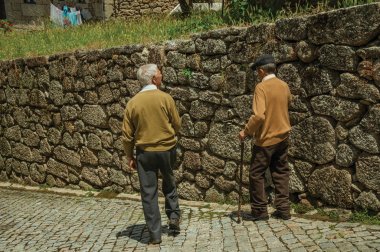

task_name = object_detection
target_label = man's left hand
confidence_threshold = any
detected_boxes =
[129,158,136,170]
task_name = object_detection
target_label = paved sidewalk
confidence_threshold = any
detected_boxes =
[0,188,380,252]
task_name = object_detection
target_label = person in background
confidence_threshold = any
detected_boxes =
[239,54,293,221]
[122,64,181,244]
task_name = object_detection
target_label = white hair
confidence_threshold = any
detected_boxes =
[136,64,159,86]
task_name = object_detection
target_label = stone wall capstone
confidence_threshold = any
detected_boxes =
[1,3,380,211]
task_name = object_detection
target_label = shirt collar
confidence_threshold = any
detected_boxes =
[140,84,157,93]
[262,74,276,82]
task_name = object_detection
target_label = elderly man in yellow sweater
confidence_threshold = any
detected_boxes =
[122,64,181,244]
[239,54,292,221]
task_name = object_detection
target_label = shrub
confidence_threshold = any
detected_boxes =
[0,19,13,33]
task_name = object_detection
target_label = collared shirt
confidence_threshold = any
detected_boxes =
[263,74,276,82]
[140,84,157,93]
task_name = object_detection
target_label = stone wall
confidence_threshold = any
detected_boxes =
[1,3,380,210]
[4,0,103,24]
[104,0,178,19]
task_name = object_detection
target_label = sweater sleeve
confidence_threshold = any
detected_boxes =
[121,105,135,160]
[244,86,266,136]
[168,96,181,134]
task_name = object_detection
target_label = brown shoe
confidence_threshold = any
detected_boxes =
[271,210,291,220]
[149,238,162,245]
[243,211,269,221]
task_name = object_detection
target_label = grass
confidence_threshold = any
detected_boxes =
[1,1,379,61]
[349,210,380,225]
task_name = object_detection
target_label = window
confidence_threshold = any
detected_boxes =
[24,0,36,4]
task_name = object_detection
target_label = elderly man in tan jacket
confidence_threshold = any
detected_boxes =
[122,64,181,244]
[239,54,292,221]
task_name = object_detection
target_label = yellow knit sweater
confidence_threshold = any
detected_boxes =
[244,77,292,147]
[122,89,181,159]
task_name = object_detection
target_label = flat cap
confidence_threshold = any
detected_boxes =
[249,54,275,70]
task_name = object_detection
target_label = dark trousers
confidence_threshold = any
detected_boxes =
[249,139,290,217]
[136,146,180,240]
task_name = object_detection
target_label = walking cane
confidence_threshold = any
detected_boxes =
[237,140,244,224]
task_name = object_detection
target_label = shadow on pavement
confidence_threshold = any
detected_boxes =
[116,224,180,244]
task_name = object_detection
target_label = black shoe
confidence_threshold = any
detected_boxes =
[243,212,269,221]
[271,210,291,220]
[149,238,162,245]
[168,219,180,232]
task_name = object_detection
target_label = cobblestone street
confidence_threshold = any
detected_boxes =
[0,187,380,252]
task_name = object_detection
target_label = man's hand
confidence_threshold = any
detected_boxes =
[239,130,248,142]
[128,158,136,170]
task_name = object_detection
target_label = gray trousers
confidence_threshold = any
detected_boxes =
[136,146,180,239]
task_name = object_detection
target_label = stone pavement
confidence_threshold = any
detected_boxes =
[0,188,380,252]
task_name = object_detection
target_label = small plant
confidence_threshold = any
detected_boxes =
[0,19,13,33]
[349,210,380,225]
[182,68,193,80]
[292,203,314,214]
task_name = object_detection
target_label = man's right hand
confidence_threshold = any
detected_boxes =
[128,158,136,170]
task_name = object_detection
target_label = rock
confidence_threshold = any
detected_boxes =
[247,23,275,43]
[201,152,225,175]
[349,126,380,154]
[336,144,357,167]
[81,105,107,128]
[202,58,220,73]
[307,3,380,46]
[167,51,187,69]
[189,72,209,89]
[47,128,62,145]
[98,84,115,104]
[357,46,380,59]
[162,67,177,84]
[46,158,69,180]
[357,60,374,80]
[87,133,102,150]
[178,138,201,151]
[186,54,201,70]
[79,181,94,190]
[275,17,308,41]
[356,154,380,191]
[262,40,297,64]
[301,65,338,97]
[289,117,336,164]
[214,176,235,193]
[199,91,222,105]
[30,163,46,183]
[179,114,194,137]
[360,104,380,134]
[80,147,98,165]
[224,161,237,180]
[209,74,225,91]
[311,95,365,122]
[208,123,251,162]
[294,160,314,182]
[319,45,358,71]
[205,186,224,202]
[355,191,380,212]
[169,87,199,101]
[189,100,215,120]
[109,169,127,186]
[53,146,81,167]
[202,39,227,55]
[177,181,203,201]
[231,95,252,120]
[81,167,102,187]
[295,41,318,63]
[277,63,303,95]
[23,129,40,147]
[289,95,309,112]
[177,40,196,54]
[289,162,305,193]
[29,89,47,108]
[224,64,246,95]
[308,166,353,208]
[183,151,201,171]
[195,172,212,189]
[335,124,349,141]
[194,122,208,138]
[5,126,21,141]
[338,73,380,103]
[0,138,11,157]
[12,143,33,162]
[98,149,113,166]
